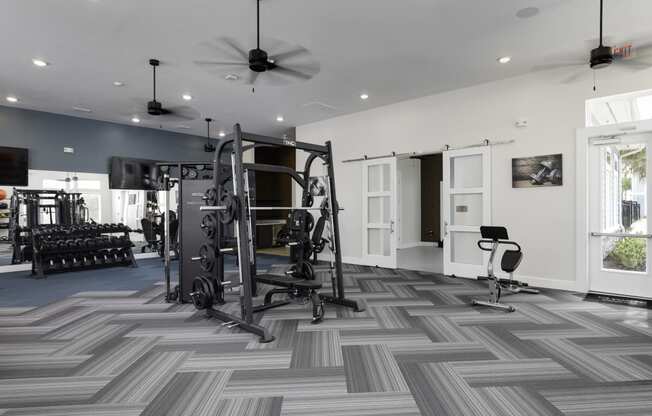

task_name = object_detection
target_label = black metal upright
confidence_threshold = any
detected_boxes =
[232,124,255,322]
[319,141,363,311]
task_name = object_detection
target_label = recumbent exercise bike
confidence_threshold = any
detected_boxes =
[471,226,538,312]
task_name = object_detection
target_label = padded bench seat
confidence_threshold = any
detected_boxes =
[256,274,322,290]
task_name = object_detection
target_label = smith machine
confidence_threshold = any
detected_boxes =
[190,124,363,342]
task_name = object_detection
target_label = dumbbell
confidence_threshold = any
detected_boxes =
[85,238,97,250]
[82,252,94,267]
[104,250,115,264]
[94,251,106,265]
[96,237,109,249]
[72,255,84,268]
[52,255,64,271]
[61,255,73,269]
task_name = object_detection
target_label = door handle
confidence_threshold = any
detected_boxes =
[390,221,395,234]
[444,221,448,237]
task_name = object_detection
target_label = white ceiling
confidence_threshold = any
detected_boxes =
[1,0,652,138]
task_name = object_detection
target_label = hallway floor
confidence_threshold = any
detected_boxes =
[398,246,442,274]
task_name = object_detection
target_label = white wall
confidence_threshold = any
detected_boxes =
[397,158,421,248]
[297,67,652,290]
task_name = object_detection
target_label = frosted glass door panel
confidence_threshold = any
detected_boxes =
[451,155,483,188]
[450,194,483,226]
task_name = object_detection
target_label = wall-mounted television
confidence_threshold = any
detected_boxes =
[0,146,28,186]
[109,157,160,190]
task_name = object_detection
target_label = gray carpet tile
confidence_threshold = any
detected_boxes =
[0,264,651,415]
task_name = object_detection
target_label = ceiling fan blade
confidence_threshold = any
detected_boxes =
[246,71,260,85]
[273,65,314,80]
[221,37,249,61]
[159,106,200,121]
[532,62,586,71]
[561,70,590,84]
[271,47,310,62]
[194,60,248,66]
[615,58,652,70]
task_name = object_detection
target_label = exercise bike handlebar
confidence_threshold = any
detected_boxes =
[477,239,522,252]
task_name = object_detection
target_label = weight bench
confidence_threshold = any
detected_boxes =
[256,274,324,323]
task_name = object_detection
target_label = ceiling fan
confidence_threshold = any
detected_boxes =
[536,0,652,88]
[194,0,320,86]
[133,59,200,122]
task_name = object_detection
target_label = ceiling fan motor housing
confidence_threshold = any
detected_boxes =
[590,45,614,69]
[147,100,163,116]
[249,48,270,72]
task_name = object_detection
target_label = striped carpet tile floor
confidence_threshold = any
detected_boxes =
[0,263,651,415]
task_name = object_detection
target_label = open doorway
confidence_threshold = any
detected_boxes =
[397,153,444,273]
[253,145,295,258]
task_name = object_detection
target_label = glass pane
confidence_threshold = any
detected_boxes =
[601,236,647,272]
[451,194,483,226]
[368,228,390,256]
[451,231,483,265]
[368,196,390,224]
[82,194,101,222]
[368,165,382,192]
[599,143,647,235]
[451,154,483,188]
[382,164,391,191]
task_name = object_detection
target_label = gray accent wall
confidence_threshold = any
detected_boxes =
[0,105,212,173]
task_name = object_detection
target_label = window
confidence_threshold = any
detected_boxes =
[586,89,652,127]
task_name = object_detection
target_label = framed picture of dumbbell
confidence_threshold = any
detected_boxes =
[511,153,563,188]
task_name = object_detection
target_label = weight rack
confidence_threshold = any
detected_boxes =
[31,223,137,278]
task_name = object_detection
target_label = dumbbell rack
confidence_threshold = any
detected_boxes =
[31,224,137,278]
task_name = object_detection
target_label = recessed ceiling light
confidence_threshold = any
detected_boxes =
[497,56,512,64]
[276,115,284,122]
[72,106,92,113]
[176,125,191,129]
[225,74,239,81]
[131,117,141,123]
[516,7,540,19]
[32,58,48,67]
[360,93,369,100]
[6,96,18,103]
[182,93,192,101]
[113,81,124,87]
[219,131,226,137]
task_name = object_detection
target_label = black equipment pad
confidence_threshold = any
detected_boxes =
[480,226,509,241]
[256,274,322,290]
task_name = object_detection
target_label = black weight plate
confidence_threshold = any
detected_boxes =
[201,214,218,239]
[305,212,314,233]
[205,187,219,206]
[191,277,208,310]
[218,192,239,225]
[199,244,215,272]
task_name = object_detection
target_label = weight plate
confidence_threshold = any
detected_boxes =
[218,192,239,224]
[199,244,216,272]
[205,187,219,206]
[201,214,218,239]
[191,277,208,310]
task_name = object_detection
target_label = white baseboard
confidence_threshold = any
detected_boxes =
[494,272,577,292]
[340,257,577,292]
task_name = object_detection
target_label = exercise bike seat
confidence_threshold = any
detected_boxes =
[501,250,523,273]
